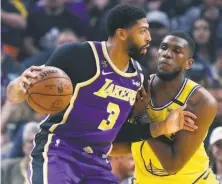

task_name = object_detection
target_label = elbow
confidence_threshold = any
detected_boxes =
[163,163,185,175]
[164,167,178,175]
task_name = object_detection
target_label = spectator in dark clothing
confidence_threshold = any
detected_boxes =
[21,29,80,71]
[23,0,86,56]
[1,1,27,59]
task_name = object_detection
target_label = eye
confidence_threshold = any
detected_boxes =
[175,49,181,54]
[140,30,146,34]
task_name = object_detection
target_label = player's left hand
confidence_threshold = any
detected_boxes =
[164,104,198,135]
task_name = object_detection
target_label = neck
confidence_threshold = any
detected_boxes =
[216,160,222,177]
[106,37,130,72]
[154,73,185,94]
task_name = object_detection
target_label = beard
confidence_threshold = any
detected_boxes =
[127,40,147,61]
[157,67,182,81]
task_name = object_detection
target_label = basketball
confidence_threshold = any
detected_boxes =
[25,66,73,114]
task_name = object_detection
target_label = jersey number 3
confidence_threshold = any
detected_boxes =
[98,102,120,131]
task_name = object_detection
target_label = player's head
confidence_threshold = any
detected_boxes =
[106,4,151,60]
[110,154,135,180]
[157,31,195,81]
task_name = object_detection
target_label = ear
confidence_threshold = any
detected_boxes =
[116,28,128,41]
[185,58,194,70]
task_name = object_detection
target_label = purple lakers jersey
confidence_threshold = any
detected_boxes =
[40,41,144,153]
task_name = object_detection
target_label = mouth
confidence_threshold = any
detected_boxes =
[159,60,171,66]
[141,43,150,54]
[144,42,150,49]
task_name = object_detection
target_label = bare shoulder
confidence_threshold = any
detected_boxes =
[186,87,218,113]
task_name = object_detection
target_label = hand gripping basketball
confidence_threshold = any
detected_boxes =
[23,66,73,114]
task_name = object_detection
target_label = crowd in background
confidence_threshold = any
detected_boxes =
[1,0,222,183]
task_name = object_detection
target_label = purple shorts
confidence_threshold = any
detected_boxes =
[27,131,119,184]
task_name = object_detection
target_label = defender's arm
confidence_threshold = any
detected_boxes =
[147,88,217,174]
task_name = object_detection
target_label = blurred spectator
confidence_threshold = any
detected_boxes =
[1,101,35,135]
[1,0,28,59]
[88,0,147,41]
[211,48,222,87]
[21,29,80,71]
[208,88,222,117]
[110,154,135,184]
[146,0,166,11]
[1,52,21,75]
[24,0,86,56]
[191,18,216,63]
[65,0,89,24]
[187,18,217,86]
[1,51,21,105]
[1,101,43,159]
[146,10,170,46]
[119,0,146,9]
[141,46,158,75]
[1,122,39,184]
[208,127,222,183]
[171,0,220,32]
[87,0,112,40]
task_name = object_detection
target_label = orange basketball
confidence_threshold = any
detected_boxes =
[25,66,73,114]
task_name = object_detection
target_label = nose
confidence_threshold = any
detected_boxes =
[163,49,173,59]
[146,30,152,43]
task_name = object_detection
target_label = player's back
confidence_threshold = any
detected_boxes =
[132,74,219,184]
[39,41,144,154]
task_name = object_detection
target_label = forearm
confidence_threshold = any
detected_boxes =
[1,11,10,24]
[6,78,25,103]
[147,139,182,174]
[114,120,166,143]
[114,122,152,143]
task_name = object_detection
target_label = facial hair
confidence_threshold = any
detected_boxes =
[157,67,182,81]
[128,39,146,61]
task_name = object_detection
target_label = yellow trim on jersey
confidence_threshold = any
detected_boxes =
[177,79,200,104]
[42,134,54,184]
[131,78,217,184]
[11,0,28,18]
[101,41,138,78]
[49,41,101,132]
[106,143,113,155]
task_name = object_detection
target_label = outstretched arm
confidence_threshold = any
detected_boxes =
[147,88,217,174]
[7,42,96,104]
[112,79,198,156]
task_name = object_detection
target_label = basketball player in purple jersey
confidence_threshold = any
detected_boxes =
[7,4,197,184]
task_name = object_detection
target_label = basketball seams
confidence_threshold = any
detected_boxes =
[24,67,73,114]
[29,93,73,96]
[28,93,67,112]
[26,77,71,94]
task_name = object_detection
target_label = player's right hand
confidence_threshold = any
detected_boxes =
[163,104,198,135]
[18,65,45,93]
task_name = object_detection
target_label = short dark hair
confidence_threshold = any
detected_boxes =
[167,31,195,58]
[106,4,146,37]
